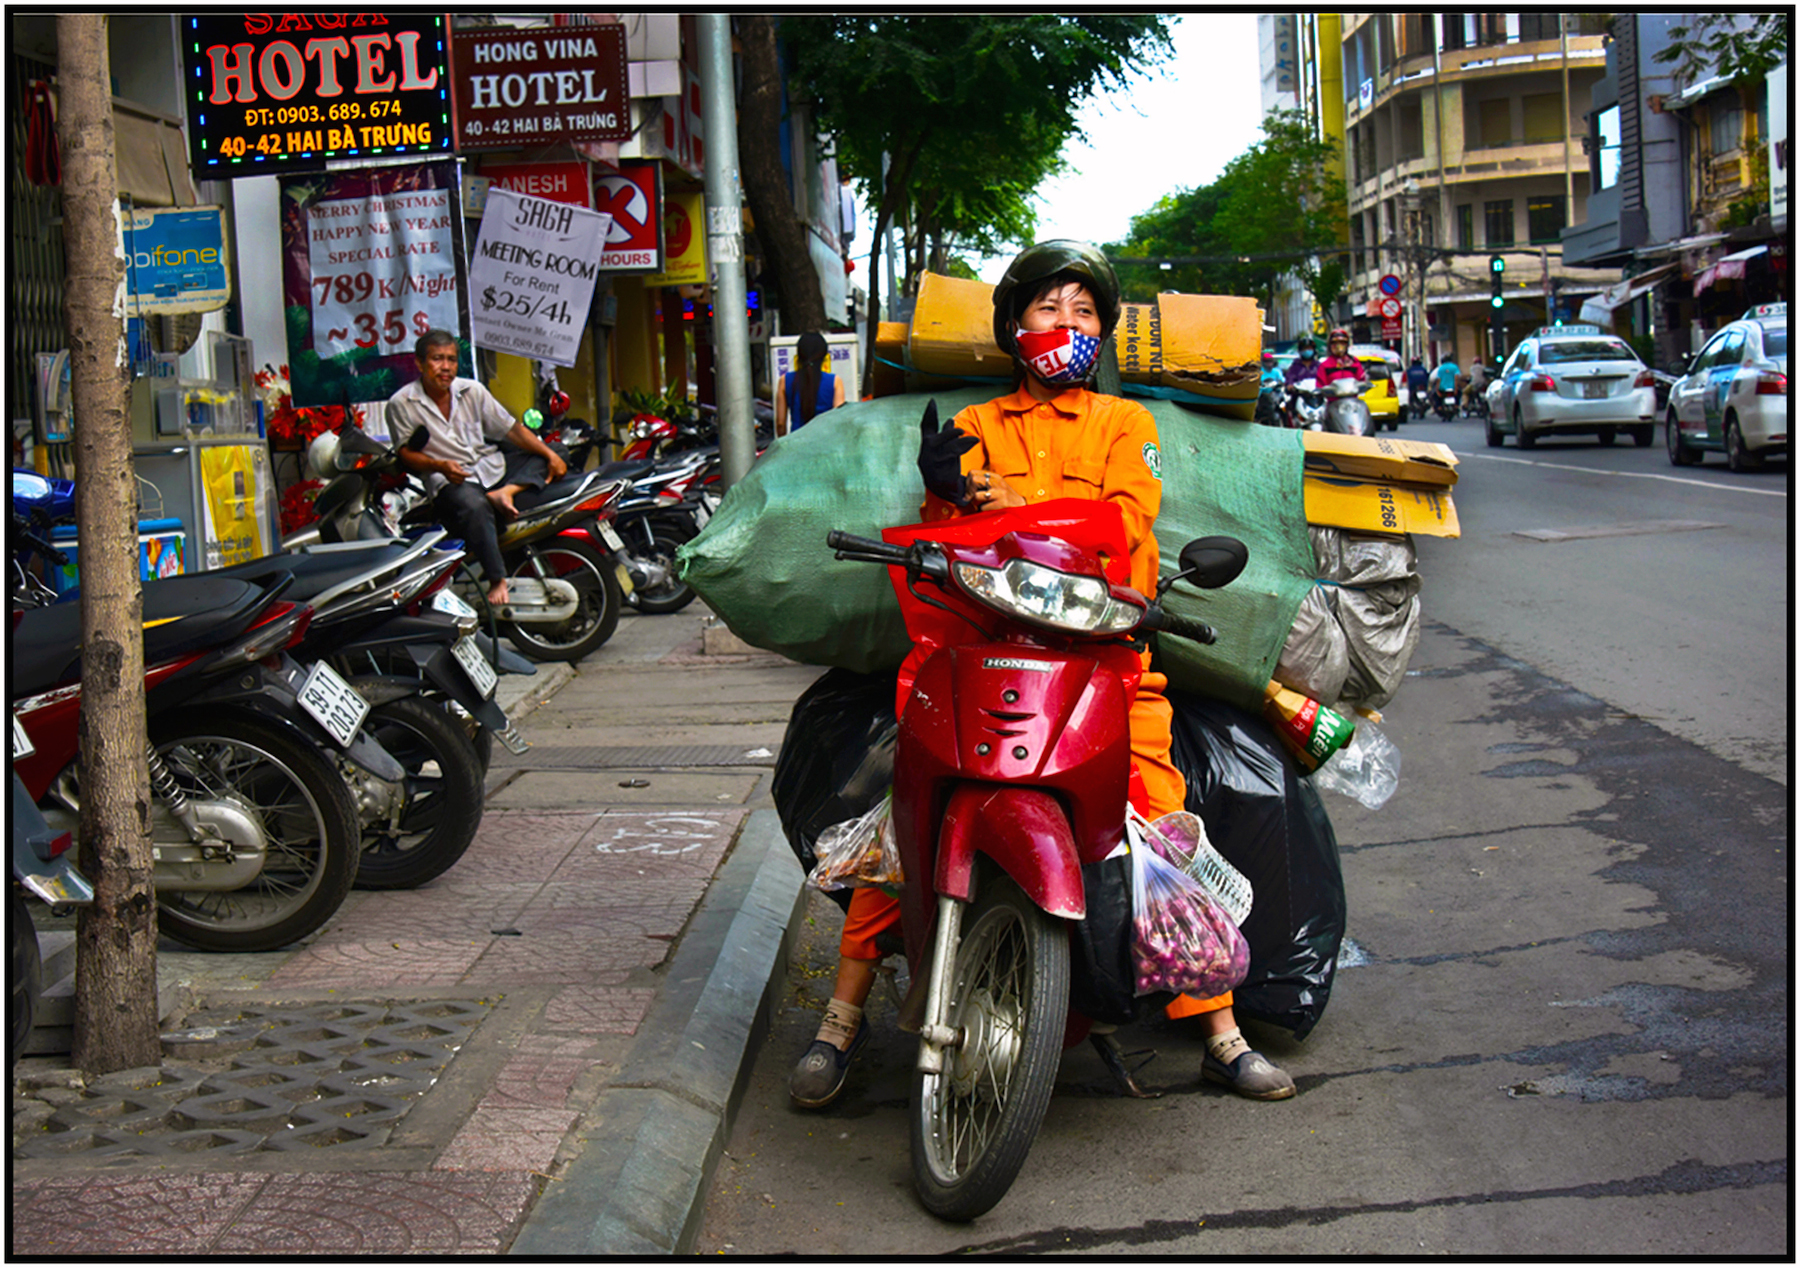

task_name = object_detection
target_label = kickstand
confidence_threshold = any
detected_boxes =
[1090,1031,1161,1098]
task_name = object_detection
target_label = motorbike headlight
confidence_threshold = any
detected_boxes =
[952,559,1143,635]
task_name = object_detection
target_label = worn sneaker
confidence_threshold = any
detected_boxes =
[1201,1048,1296,1100]
[789,1020,868,1109]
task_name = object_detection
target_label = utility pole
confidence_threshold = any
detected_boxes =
[57,13,162,1074]
[697,14,754,489]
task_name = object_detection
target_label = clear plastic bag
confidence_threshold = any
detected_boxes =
[806,792,903,891]
[1309,723,1402,809]
[1127,806,1253,927]
[1129,836,1250,999]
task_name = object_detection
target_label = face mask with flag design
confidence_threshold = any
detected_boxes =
[1014,327,1100,386]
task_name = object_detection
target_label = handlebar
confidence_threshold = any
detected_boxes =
[826,529,909,563]
[1143,607,1217,645]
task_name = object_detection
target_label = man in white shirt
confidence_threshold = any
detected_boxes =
[388,330,567,605]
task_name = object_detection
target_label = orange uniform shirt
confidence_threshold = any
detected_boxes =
[924,384,1166,598]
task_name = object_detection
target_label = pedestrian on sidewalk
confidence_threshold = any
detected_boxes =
[775,331,845,436]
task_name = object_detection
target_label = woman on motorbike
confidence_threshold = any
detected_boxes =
[789,240,1295,1108]
[1314,329,1368,388]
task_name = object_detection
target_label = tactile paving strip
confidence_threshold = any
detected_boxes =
[12,999,491,1161]
[489,743,777,769]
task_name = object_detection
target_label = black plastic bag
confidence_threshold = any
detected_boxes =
[771,667,899,914]
[1166,690,1347,1041]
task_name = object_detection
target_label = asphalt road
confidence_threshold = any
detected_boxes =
[697,419,1789,1256]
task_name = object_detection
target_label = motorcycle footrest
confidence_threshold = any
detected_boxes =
[495,724,532,755]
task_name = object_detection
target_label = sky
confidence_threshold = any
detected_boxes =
[961,13,1268,282]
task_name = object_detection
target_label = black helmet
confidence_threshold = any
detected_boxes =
[990,239,1121,357]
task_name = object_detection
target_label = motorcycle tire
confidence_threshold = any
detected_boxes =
[149,708,360,953]
[9,891,41,1072]
[500,539,623,663]
[354,696,485,890]
[623,519,699,615]
[910,872,1068,1221]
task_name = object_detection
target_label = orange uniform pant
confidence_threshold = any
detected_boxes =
[838,668,1229,1015]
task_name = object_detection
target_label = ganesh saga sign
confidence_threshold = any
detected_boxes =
[180,13,452,178]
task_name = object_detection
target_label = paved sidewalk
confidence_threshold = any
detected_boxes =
[10,603,825,1256]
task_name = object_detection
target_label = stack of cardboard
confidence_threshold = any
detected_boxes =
[1299,432,1460,539]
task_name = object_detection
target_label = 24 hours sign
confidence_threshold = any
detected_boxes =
[181,13,452,177]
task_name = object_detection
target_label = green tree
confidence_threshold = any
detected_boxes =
[1653,13,1789,87]
[781,15,1172,391]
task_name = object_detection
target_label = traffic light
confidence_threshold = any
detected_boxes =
[1489,254,1506,310]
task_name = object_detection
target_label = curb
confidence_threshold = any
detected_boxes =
[508,809,806,1256]
[495,659,576,724]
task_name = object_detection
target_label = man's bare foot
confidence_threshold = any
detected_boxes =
[486,487,518,518]
[487,580,509,607]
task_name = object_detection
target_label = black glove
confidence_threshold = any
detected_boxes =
[916,398,978,505]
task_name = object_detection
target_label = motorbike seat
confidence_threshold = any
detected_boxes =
[210,543,418,601]
[11,575,277,696]
[595,458,656,482]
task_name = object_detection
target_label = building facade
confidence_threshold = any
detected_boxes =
[1563,13,1788,368]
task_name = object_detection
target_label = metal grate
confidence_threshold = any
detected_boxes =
[9,54,65,435]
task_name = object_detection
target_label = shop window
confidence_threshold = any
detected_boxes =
[1527,195,1566,243]
[1398,13,1435,58]
[1710,98,1745,155]
[1457,204,1475,250]
[1485,199,1514,247]
[1523,93,1564,144]
[1397,96,1425,160]
[1517,14,1561,43]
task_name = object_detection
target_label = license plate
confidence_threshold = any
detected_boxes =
[12,712,34,759]
[297,661,369,749]
[432,589,477,620]
[450,635,498,699]
[1584,381,1609,399]
[597,521,625,552]
[614,562,635,596]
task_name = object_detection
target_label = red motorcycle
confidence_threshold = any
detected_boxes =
[825,500,1247,1219]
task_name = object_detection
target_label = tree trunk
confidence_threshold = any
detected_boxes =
[57,14,161,1074]
[734,16,826,335]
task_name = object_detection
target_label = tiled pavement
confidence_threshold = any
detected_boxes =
[11,605,822,1255]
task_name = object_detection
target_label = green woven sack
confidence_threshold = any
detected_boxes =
[677,391,1315,708]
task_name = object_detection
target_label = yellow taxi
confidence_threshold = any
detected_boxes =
[1351,345,1404,430]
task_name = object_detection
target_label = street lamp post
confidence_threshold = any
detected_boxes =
[1401,179,1422,363]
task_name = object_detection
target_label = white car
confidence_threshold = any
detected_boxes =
[1666,302,1789,471]
[1487,325,1659,449]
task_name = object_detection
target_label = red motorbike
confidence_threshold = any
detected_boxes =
[825,500,1247,1220]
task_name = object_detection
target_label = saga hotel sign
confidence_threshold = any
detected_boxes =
[450,25,630,151]
[180,13,451,177]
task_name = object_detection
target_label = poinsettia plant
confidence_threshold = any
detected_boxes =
[256,363,364,448]
[278,479,324,535]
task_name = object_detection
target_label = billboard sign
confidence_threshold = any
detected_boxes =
[593,160,664,273]
[450,24,629,152]
[124,205,231,315]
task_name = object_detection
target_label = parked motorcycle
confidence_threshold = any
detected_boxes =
[592,446,717,614]
[301,425,633,664]
[824,500,1248,1219]
[213,530,513,889]
[10,768,92,1070]
[12,573,382,951]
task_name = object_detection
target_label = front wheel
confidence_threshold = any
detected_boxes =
[622,519,699,615]
[1484,408,1504,448]
[500,539,623,663]
[911,874,1068,1221]
[9,892,42,1071]
[354,696,485,890]
[150,709,360,952]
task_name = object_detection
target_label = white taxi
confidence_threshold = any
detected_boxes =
[1487,325,1659,449]
[1666,302,1789,471]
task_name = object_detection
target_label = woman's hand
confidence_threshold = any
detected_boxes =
[967,469,1025,510]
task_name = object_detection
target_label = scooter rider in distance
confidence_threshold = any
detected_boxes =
[789,239,1295,1108]
[1315,328,1368,393]
[388,330,569,607]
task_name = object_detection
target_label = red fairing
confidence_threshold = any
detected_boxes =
[937,785,1085,917]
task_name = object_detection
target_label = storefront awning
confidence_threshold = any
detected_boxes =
[1577,262,1682,328]
[1694,245,1770,296]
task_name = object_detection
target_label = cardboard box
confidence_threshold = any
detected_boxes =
[872,321,910,398]
[1156,292,1263,418]
[1300,432,1460,488]
[908,273,1009,378]
[1303,474,1461,538]
[1115,302,1161,382]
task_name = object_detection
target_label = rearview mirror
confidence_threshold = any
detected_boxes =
[1161,536,1248,596]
